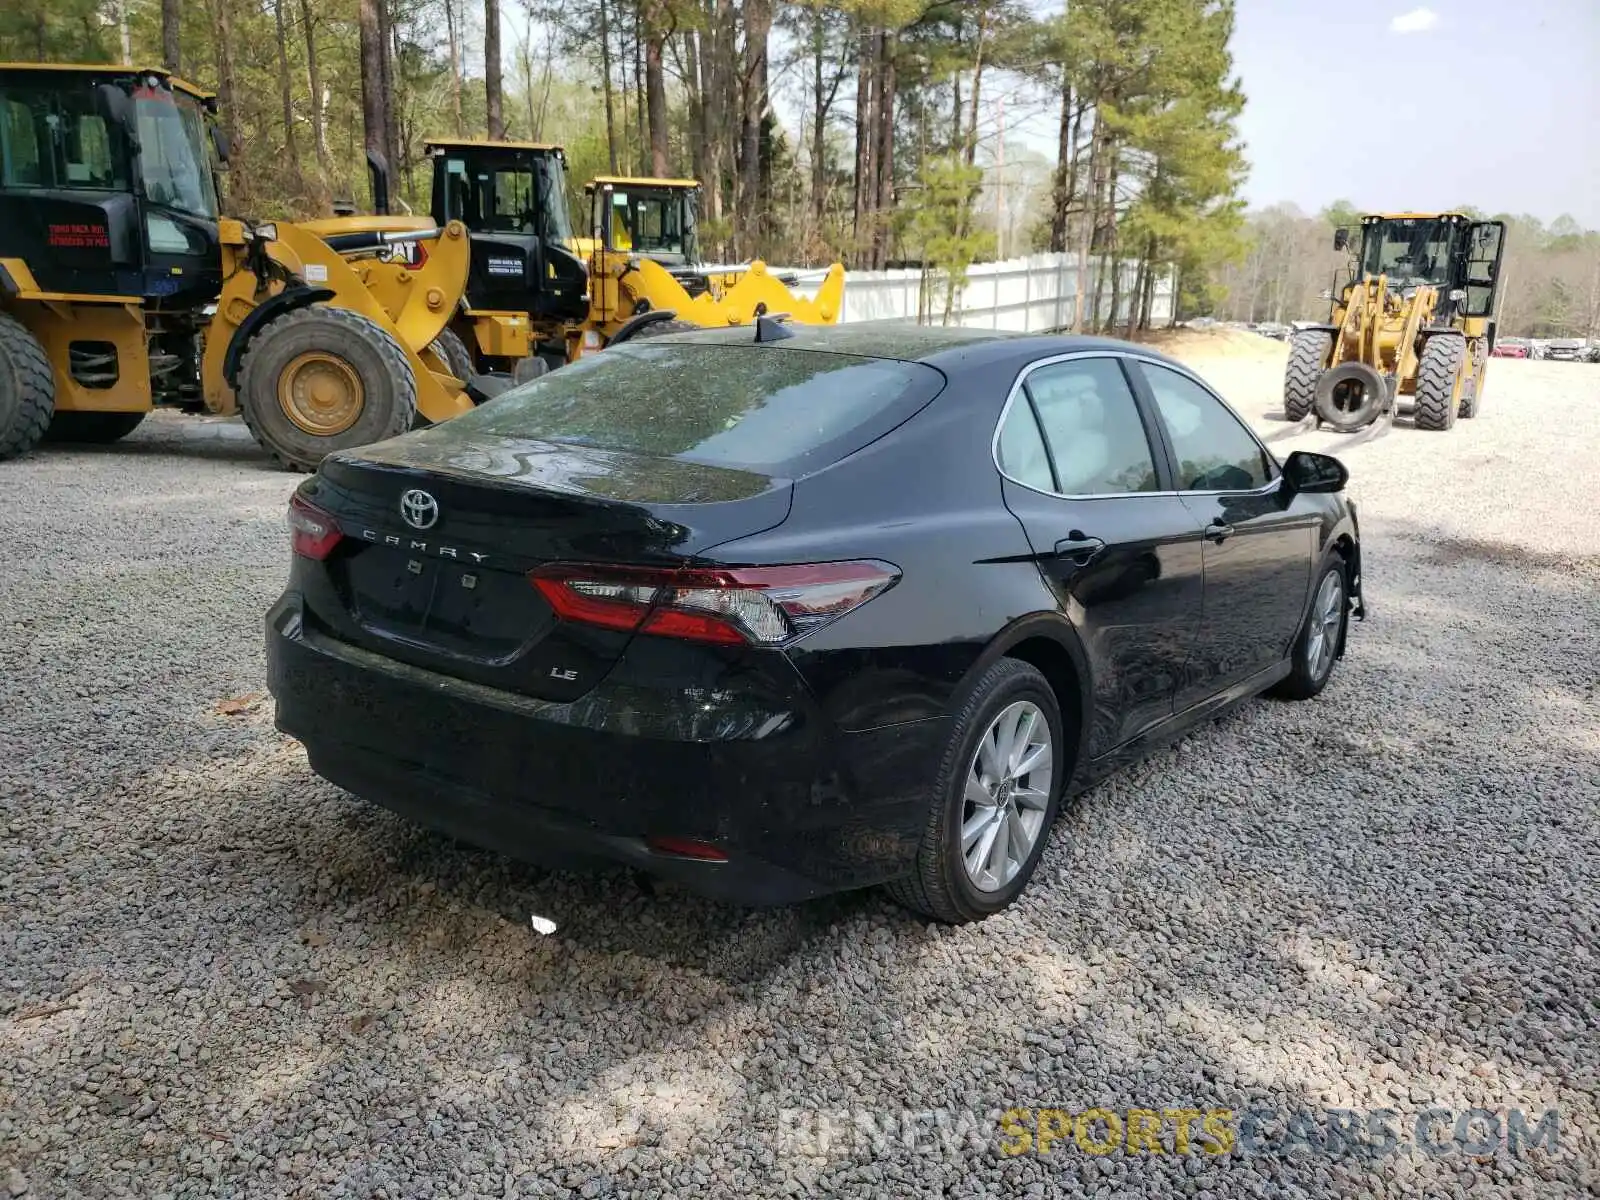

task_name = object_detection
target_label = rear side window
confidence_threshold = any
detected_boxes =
[1140,363,1275,491]
[453,343,946,476]
[995,401,1054,492]
[1025,358,1160,495]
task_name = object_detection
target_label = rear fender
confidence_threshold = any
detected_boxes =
[3,294,151,413]
[956,611,1096,789]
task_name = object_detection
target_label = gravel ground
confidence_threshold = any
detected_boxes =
[2,355,1597,1199]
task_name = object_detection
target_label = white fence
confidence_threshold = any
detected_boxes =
[790,252,1173,333]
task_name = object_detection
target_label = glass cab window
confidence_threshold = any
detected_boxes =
[134,87,218,217]
[0,86,127,191]
[1360,217,1453,288]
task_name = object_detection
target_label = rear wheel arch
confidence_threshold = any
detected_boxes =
[958,615,1092,784]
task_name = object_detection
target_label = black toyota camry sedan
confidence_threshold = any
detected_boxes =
[267,323,1362,923]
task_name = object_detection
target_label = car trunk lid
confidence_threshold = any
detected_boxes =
[299,430,791,701]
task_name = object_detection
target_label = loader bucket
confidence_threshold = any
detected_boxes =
[633,259,845,329]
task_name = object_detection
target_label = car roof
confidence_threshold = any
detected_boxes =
[641,322,1191,376]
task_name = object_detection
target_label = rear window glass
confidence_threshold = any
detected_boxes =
[451,343,945,476]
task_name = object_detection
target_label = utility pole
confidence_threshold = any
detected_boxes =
[996,94,1006,260]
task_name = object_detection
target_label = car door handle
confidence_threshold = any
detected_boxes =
[1054,534,1106,563]
[1204,521,1234,543]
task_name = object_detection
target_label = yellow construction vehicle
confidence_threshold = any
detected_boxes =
[1,64,474,469]
[422,139,844,372]
[1283,212,1506,432]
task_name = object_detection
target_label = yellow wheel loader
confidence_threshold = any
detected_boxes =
[1283,212,1506,432]
[420,139,845,373]
[0,64,475,469]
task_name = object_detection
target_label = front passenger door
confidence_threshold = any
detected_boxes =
[1133,362,1318,706]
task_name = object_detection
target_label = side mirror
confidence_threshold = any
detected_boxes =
[1332,227,1350,252]
[1283,450,1349,494]
[209,124,232,167]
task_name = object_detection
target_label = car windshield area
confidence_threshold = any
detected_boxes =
[448,343,945,477]
[135,87,218,218]
[608,189,691,260]
[1360,218,1454,287]
[0,84,128,191]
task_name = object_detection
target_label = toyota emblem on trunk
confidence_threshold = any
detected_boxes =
[400,489,439,530]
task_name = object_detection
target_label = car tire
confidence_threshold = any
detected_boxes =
[0,311,55,461]
[887,658,1066,924]
[1412,332,1464,431]
[1270,557,1349,701]
[44,411,147,443]
[1283,329,1331,421]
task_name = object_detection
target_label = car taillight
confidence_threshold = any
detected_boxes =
[287,494,343,560]
[529,560,900,646]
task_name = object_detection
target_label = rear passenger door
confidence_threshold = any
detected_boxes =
[996,354,1206,758]
[1130,361,1318,706]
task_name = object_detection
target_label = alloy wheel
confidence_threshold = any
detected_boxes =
[961,700,1053,892]
[1305,569,1345,681]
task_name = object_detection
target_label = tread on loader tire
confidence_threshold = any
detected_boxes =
[0,311,55,461]
[1283,329,1332,421]
[427,327,475,381]
[45,411,147,444]
[1413,333,1465,432]
[621,318,701,342]
[238,306,417,472]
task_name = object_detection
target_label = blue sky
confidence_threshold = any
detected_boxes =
[1231,0,1600,225]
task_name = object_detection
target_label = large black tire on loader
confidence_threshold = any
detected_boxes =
[1314,361,1389,432]
[618,318,700,342]
[1412,332,1465,432]
[45,411,147,443]
[237,306,417,471]
[425,327,475,381]
[0,311,55,461]
[1283,329,1332,421]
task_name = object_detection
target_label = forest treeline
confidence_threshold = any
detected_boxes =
[4,0,1593,336]
[4,0,1247,331]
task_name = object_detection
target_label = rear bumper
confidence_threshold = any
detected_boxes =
[266,594,947,904]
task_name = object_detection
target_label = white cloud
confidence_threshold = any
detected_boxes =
[1390,7,1440,33]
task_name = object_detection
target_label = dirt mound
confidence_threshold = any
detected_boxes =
[1137,325,1289,362]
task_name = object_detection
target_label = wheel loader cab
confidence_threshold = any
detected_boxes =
[586,176,710,299]
[425,139,586,323]
[589,178,699,265]
[1341,213,1505,323]
[0,65,224,310]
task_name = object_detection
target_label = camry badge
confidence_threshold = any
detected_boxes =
[400,489,439,530]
